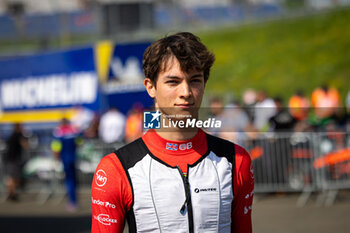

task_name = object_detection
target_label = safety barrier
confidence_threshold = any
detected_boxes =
[241,131,350,206]
[0,140,122,203]
[1,132,349,205]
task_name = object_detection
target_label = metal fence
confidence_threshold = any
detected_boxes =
[1,132,349,205]
[0,139,122,204]
[241,131,350,206]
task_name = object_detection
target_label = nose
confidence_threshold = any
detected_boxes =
[179,81,192,99]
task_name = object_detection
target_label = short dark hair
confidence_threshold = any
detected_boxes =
[142,32,215,84]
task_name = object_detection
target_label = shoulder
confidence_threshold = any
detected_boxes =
[206,133,236,154]
[233,144,253,186]
[94,153,123,177]
[206,133,252,169]
[92,153,131,198]
[206,133,251,159]
[206,133,237,165]
[114,138,148,170]
[234,144,252,168]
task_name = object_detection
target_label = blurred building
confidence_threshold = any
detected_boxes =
[176,0,232,7]
[97,0,155,35]
[0,0,82,14]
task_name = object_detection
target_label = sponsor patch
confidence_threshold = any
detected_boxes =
[194,187,217,193]
[95,169,107,187]
[94,214,118,225]
[91,197,116,209]
[166,142,192,151]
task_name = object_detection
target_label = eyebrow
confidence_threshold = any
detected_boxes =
[165,73,203,79]
[190,74,204,79]
[165,76,181,80]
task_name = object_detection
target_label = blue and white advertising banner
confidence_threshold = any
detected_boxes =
[0,41,154,124]
[0,46,100,123]
[1,71,98,110]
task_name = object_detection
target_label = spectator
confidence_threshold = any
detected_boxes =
[311,85,340,119]
[99,107,126,143]
[51,118,80,211]
[83,113,100,139]
[208,96,224,118]
[125,103,144,143]
[288,90,310,121]
[71,105,94,132]
[242,88,257,121]
[269,97,297,132]
[218,100,250,143]
[242,89,257,106]
[254,90,276,131]
[208,96,224,136]
[3,123,28,201]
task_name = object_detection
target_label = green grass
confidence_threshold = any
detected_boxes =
[199,7,350,103]
[1,7,349,103]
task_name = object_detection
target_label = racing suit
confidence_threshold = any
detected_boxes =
[91,129,254,233]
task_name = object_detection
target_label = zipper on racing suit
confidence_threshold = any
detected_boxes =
[176,165,194,233]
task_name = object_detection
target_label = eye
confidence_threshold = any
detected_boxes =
[165,80,178,84]
[191,78,202,83]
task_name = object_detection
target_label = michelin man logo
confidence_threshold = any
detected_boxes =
[143,111,161,129]
[111,57,143,83]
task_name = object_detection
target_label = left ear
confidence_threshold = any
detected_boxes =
[144,78,156,98]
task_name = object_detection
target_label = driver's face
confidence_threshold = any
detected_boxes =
[144,57,205,119]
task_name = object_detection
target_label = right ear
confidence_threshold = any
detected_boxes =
[144,78,156,98]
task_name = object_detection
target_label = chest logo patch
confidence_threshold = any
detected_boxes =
[194,188,217,193]
[95,169,107,187]
[166,142,192,151]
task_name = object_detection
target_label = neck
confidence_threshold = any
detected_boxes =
[155,128,198,141]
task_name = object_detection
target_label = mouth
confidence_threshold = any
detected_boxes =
[175,103,195,109]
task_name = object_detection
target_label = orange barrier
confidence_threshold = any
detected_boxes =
[250,146,264,160]
[313,148,350,169]
[291,148,313,159]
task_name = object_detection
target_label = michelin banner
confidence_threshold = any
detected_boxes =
[0,41,152,124]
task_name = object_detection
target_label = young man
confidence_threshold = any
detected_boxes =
[91,32,254,233]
